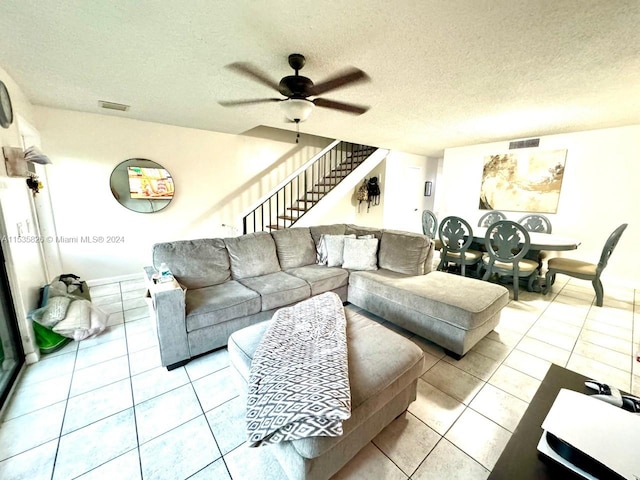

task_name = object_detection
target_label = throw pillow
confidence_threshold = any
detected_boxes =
[316,234,328,265]
[324,234,356,267]
[342,238,379,270]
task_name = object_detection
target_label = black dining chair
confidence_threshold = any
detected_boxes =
[518,214,552,233]
[478,210,506,227]
[438,216,482,277]
[543,223,627,307]
[518,214,553,269]
[481,220,539,300]
[422,210,442,251]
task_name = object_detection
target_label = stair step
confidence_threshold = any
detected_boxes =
[316,182,339,187]
[267,224,283,230]
[287,206,307,212]
[277,215,298,221]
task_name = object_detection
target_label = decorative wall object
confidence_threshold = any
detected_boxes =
[3,147,32,177]
[424,181,432,196]
[479,149,567,213]
[110,158,174,213]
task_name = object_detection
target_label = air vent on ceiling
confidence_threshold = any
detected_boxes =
[509,138,540,149]
[98,100,130,112]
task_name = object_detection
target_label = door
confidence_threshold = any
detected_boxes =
[402,166,425,233]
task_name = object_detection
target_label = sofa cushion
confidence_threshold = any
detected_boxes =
[378,230,430,276]
[349,270,508,331]
[309,224,347,247]
[153,238,231,289]
[238,272,311,311]
[271,227,317,270]
[185,281,261,332]
[342,237,379,271]
[286,265,349,296]
[345,225,383,240]
[224,232,281,280]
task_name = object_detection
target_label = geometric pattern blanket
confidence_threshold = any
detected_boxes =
[246,292,351,447]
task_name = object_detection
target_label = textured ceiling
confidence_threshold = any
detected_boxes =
[1,1,639,156]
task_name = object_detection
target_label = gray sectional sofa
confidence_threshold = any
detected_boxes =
[145,223,508,370]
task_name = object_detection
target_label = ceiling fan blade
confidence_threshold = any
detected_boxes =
[218,98,282,107]
[309,67,370,96]
[312,98,369,115]
[225,62,280,92]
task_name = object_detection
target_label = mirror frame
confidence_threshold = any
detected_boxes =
[110,158,174,213]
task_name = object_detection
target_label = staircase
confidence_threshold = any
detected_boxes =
[243,141,378,233]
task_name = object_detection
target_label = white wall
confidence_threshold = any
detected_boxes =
[0,67,46,361]
[435,125,640,287]
[35,107,332,280]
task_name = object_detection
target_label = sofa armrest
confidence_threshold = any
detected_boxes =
[144,266,189,369]
[424,239,435,274]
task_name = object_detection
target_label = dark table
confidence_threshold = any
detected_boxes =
[488,364,593,480]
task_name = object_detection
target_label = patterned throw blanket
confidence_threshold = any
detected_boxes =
[246,292,351,447]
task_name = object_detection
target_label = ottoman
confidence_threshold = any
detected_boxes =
[228,308,425,480]
[348,270,510,358]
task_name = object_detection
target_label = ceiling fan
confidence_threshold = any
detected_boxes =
[219,53,371,124]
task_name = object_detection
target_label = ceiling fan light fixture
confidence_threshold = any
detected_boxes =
[280,98,315,122]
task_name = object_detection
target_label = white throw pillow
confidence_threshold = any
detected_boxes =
[324,234,356,267]
[316,234,328,265]
[342,238,379,270]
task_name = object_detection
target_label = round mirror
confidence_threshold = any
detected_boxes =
[110,158,174,213]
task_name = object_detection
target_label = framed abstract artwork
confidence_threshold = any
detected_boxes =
[479,149,567,213]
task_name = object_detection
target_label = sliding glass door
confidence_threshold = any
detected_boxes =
[0,244,24,409]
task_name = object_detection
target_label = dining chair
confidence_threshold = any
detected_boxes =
[437,216,482,277]
[422,210,442,250]
[481,220,539,301]
[543,223,627,307]
[518,214,552,233]
[478,210,507,227]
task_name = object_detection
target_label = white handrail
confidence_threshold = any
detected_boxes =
[240,139,341,219]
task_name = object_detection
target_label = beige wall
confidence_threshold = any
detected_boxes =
[0,68,46,361]
[435,125,640,287]
[35,107,332,280]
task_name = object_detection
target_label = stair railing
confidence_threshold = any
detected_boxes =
[242,141,377,233]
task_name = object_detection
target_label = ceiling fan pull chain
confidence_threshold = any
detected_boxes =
[295,119,300,143]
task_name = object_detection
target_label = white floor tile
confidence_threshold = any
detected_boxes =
[139,416,221,480]
[185,349,230,381]
[411,439,489,480]
[488,365,541,403]
[470,383,529,432]
[331,442,408,480]
[445,408,511,470]
[135,384,202,444]
[2,373,72,419]
[192,367,239,413]
[74,449,141,480]
[0,438,57,480]
[0,401,66,460]
[205,397,247,455]
[373,411,440,477]
[62,378,133,435]
[69,355,130,397]
[421,361,484,405]
[131,365,190,404]
[408,379,465,435]
[53,409,137,480]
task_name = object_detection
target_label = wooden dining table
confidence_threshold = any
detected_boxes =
[470,227,581,292]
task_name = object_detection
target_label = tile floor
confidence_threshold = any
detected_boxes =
[0,275,638,479]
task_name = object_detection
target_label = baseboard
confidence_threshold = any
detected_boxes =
[86,272,145,287]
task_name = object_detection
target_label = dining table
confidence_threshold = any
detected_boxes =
[472,227,581,252]
[470,226,581,292]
